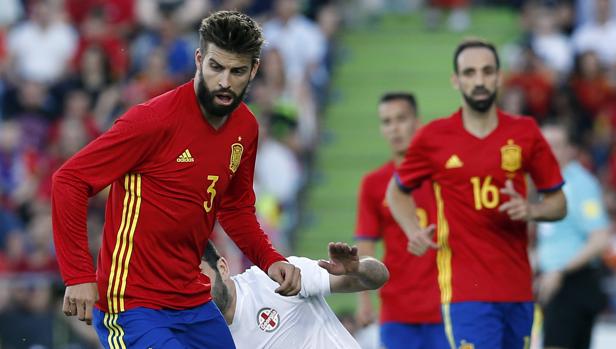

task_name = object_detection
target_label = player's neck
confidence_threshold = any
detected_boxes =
[224,280,238,325]
[461,105,498,138]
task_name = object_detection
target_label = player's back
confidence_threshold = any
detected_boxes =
[229,257,361,349]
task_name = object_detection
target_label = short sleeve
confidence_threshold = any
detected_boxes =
[395,126,435,192]
[354,176,382,240]
[572,176,610,236]
[288,256,331,298]
[526,121,564,192]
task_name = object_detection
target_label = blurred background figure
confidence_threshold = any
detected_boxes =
[537,123,612,349]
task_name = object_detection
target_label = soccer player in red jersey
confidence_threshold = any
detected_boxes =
[386,39,567,349]
[355,92,448,349]
[52,11,301,348]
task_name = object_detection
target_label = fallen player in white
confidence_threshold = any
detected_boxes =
[200,241,389,349]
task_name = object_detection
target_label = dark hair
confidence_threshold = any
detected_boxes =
[379,92,418,114]
[453,39,500,73]
[202,240,222,270]
[199,11,264,63]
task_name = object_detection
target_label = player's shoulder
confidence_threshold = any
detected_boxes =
[362,162,395,185]
[418,111,461,138]
[498,109,540,130]
[129,81,191,126]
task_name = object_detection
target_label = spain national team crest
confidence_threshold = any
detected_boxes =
[501,139,522,173]
[229,143,243,173]
[257,307,280,332]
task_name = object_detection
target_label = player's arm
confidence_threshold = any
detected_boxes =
[499,180,566,222]
[217,131,300,296]
[386,179,437,255]
[356,240,377,326]
[52,105,165,324]
[318,242,389,293]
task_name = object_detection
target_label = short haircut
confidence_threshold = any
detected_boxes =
[199,11,264,63]
[453,38,500,73]
[202,240,222,270]
[379,92,418,114]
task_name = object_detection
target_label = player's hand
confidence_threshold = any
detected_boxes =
[407,224,438,256]
[62,282,98,325]
[268,261,301,296]
[318,242,360,276]
[537,271,563,305]
[498,180,531,221]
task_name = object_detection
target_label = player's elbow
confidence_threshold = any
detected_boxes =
[553,190,567,220]
[361,258,389,290]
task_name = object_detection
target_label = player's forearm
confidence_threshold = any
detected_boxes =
[530,189,566,222]
[385,179,421,238]
[562,228,610,273]
[52,170,96,284]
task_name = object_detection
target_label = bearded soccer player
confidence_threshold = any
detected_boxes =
[386,39,567,349]
[51,11,301,349]
[200,241,389,349]
[355,92,447,349]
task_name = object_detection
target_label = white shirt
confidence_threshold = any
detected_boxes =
[571,20,616,65]
[262,16,327,87]
[7,20,77,83]
[229,257,361,349]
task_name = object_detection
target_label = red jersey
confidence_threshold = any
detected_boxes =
[355,161,441,323]
[395,109,563,303]
[52,81,285,313]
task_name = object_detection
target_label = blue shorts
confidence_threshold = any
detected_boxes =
[93,300,235,349]
[380,322,449,349]
[442,302,534,349]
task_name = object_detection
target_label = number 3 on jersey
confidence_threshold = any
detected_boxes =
[203,175,219,213]
[470,176,499,210]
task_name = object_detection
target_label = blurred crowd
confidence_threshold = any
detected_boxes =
[2,0,616,347]
[497,0,616,284]
[0,0,339,347]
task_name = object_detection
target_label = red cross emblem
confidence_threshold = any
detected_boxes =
[256,307,280,332]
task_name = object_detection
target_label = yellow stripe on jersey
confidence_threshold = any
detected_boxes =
[434,183,453,304]
[442,303,456,349]
[106,174,142,314]
[107,175,132,313]
[119,174,142,311]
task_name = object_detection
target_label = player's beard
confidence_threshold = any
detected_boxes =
[211,271,232,313]
[463,86,497,113]
[196,69,249,118]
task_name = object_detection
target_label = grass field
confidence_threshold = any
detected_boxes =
[295,7,520,312]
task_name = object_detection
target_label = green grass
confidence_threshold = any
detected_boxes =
[295,8,520,311]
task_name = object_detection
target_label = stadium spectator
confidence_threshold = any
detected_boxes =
[537,123,611,349]
[200,240,389,349]
[572,0,616,67]
[386,39,566,349]
[355,92,447,349]
[6,0,78,84]
[51,11,301,348]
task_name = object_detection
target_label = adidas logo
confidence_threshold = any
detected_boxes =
[176,149,195,163]
[445,154,463,169]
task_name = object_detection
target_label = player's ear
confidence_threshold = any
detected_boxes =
[217,257,230,280]
[249,58,260,81]
[195,48,203,70]
[451,74,460,91]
